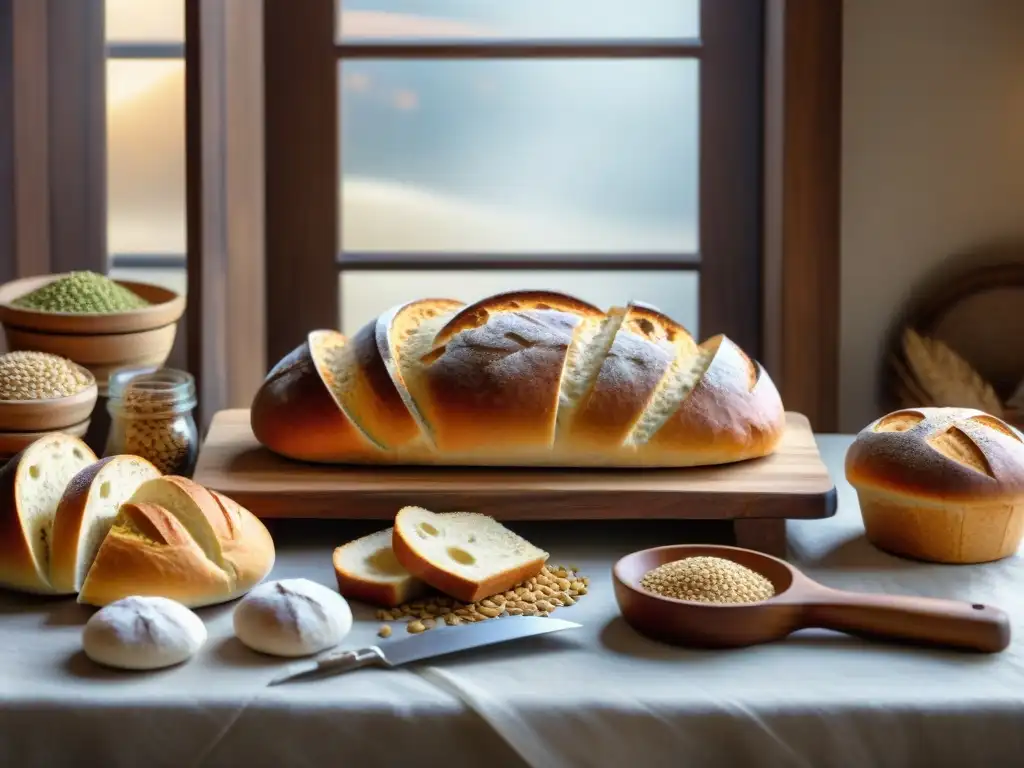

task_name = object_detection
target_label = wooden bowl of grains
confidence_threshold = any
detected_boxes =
[0,351,98,432]
[0,272,184,394]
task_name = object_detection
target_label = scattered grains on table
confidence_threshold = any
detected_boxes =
[377,624,392,639]
[640,556,775,604]
[375,564,589,634]
[0,351,93,400]
[12,271,150,313]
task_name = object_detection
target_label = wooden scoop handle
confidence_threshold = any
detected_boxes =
[799,587,1011,653]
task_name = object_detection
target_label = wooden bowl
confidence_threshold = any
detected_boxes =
[0,274,185,335]
[4,323,177,395]
[0,373,97,432]
[0,419,91,461]
[613,544,795,649]
[612,544,1011,652]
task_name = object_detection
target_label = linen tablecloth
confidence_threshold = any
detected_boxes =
[2,435,1024,767]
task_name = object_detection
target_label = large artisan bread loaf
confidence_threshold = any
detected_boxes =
[251,290,785,467]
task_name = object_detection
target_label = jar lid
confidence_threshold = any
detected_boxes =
[107,367,197,415]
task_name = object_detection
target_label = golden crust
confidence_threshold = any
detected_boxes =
[250,291,789,467]
[414,293,601,456]
[845,407,1024,504]
[250,332,378,463]
[78,503,233,608]
[643,335,786,464]
[49,455,161,594]
[559,303,693,452]
[77,481,275,608]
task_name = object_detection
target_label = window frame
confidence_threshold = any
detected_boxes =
[263,0,764,367]
[0,0,842,432]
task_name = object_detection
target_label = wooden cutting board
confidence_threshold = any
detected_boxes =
[193,409,837,557]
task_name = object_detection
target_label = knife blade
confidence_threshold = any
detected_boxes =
[268,615,581,686]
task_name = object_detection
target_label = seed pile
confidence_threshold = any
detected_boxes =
[376,564,589,636]
[119,382,195,474]
[640,556,775,604]
[12,271,150,313]
[0,351,93,400]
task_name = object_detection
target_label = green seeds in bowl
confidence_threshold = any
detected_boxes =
[11,271,150,314]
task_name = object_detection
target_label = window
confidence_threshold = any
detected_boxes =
[104,0,187,298]
[265,0,763,366]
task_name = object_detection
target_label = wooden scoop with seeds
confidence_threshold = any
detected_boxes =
[613,544,1010,653]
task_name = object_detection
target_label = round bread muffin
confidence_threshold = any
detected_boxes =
[845,407,1024,564]
[233,578,353,657]
[82,596,207,670]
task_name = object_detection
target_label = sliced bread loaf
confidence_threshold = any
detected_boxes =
[392,506,548,603]
[332,527,427,608]
[49,455,161,594]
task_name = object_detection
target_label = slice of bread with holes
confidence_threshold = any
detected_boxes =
[332,527,428,608]
[78,476,276,608]
[0,433,97,594]
[392,506,549,603]
[49,455,162,594]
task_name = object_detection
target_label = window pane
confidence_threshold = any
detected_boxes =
[107,267,187,298]
[339,271,699,339]
[338,0,699,40]
[340,60,698,254]
[105,0,184,43]
[107,59,186,256]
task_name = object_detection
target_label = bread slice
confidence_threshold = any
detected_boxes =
[332,527,428,608]
[382,297,465,448]
[556,302,698,455]
[250,330,381,463]
[0,434,96,594]
[391,506,548,603]
[49,455,161,594]
[79,477,276,608]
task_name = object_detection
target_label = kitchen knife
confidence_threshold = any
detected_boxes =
[267,615,581,686]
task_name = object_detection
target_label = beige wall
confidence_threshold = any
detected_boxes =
[840,0,1024,432]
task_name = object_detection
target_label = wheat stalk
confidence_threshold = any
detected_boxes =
[901,328,1005,417]
[888,353,932,406]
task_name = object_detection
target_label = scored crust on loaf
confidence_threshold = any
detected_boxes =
[379,298,465,449]
[332,527,428,608]
[49,454,162,594]
[251,288,787,466]
[250,331,379,463]
[0,434,96,594]
[129,476,230,572]
[846,407,1024,503]
[558,303,696,452]
[391,506,549,603]
[79,502,233,608]
[78,481,275,608]
[408,292,603,455]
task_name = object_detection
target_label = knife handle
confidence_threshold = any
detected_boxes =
[315,645,388,675]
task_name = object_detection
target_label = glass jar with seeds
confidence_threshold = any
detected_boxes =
[104,367,199,477]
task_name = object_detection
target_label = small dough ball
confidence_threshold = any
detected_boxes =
[83,596,207,671]
[233,578,353,657]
